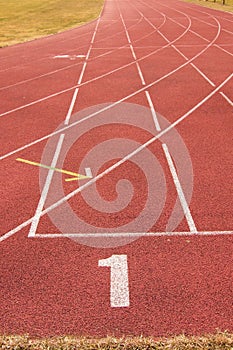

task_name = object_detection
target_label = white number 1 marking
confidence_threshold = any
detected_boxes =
[98,255,130,308]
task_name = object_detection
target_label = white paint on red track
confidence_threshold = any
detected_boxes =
[0,0,232,336]
[1,0,231,237]
[0,70,232,243]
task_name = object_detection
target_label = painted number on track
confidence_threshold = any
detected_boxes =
[98,255,130,308]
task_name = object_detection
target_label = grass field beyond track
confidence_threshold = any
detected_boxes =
[182,0,233,12]
[0,0,104,47]
[0,0,232,47]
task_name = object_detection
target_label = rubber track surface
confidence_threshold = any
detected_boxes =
[0,0,232,337]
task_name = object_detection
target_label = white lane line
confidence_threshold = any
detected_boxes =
[158,0,233,57]
[146,88,197,231]
[130,44,137,59]
[162,144,197,233]
[145,90,161,131]
[85,167,93,178]
[64,88,79,125]
[0,9,191,119]
[137,2,233,107]
[191,14,233,36]
[0,16,146,91]
[172,45,233,105]
[28,134,65,237]
[119,13,146,85]
[3,73,231,242]
[0,73,232,242]
[220,92,233,106]
[214,44,233,58]
[0,6,227,166]
[0,0,108,72]
[64,17,101,125]
[0,30,159,91]
[77,61,88,85]
[146,89,196,231]
[136,62,146,85]
[32,231,233,238]
[1,228,231,243]
[29,15,102,234]
[1,68,232,163]
[120,2,197,232]
[0,3,230,98]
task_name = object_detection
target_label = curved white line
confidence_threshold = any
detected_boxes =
[0,9,190,116]
[0,72,232,242]
[0,11,144,76]
[0,16,162,91]
[0,9,223,160]
[139,0,232,104]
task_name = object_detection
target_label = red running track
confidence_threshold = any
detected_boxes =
[0,0,233,337]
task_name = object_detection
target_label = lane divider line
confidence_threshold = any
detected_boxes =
[64,88,79,125]
[118,2,197,233]
[1,71,232,163]
[64,16,101,126]
[145,90,161,131]
[162,144,197,233]
[0,73,232,243]
[28,133,65,237]
[27,13,103,236]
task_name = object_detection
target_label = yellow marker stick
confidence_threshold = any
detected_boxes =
[65,177,85,182]
[16,158,90,180]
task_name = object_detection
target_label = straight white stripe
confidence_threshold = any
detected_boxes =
[162,143,197,233]
[1,229,231,243]
[28,134,65,237]
[77,61,88,85]
[145,91,161,131]
[32,231,233,238]
[125,6,197,233]
[0,217,34,242]
[220,92,233,106]
[77,16,101,85]
[30,15,101,234]
[214,44,233,58]
[120,12,146,85]
[136,62,146,85]
[64,88,79,125]
[125,31,131,44]
[170,44,216,87]
[130,44,137,60]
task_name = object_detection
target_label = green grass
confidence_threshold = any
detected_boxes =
[182,0,233,12]
[0,0,104,47]
[0,0,232,47]
[0,332,233,349]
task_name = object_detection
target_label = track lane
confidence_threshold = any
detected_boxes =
[0,0,232,337]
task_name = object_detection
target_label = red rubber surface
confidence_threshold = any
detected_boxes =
[0,0,232,337]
